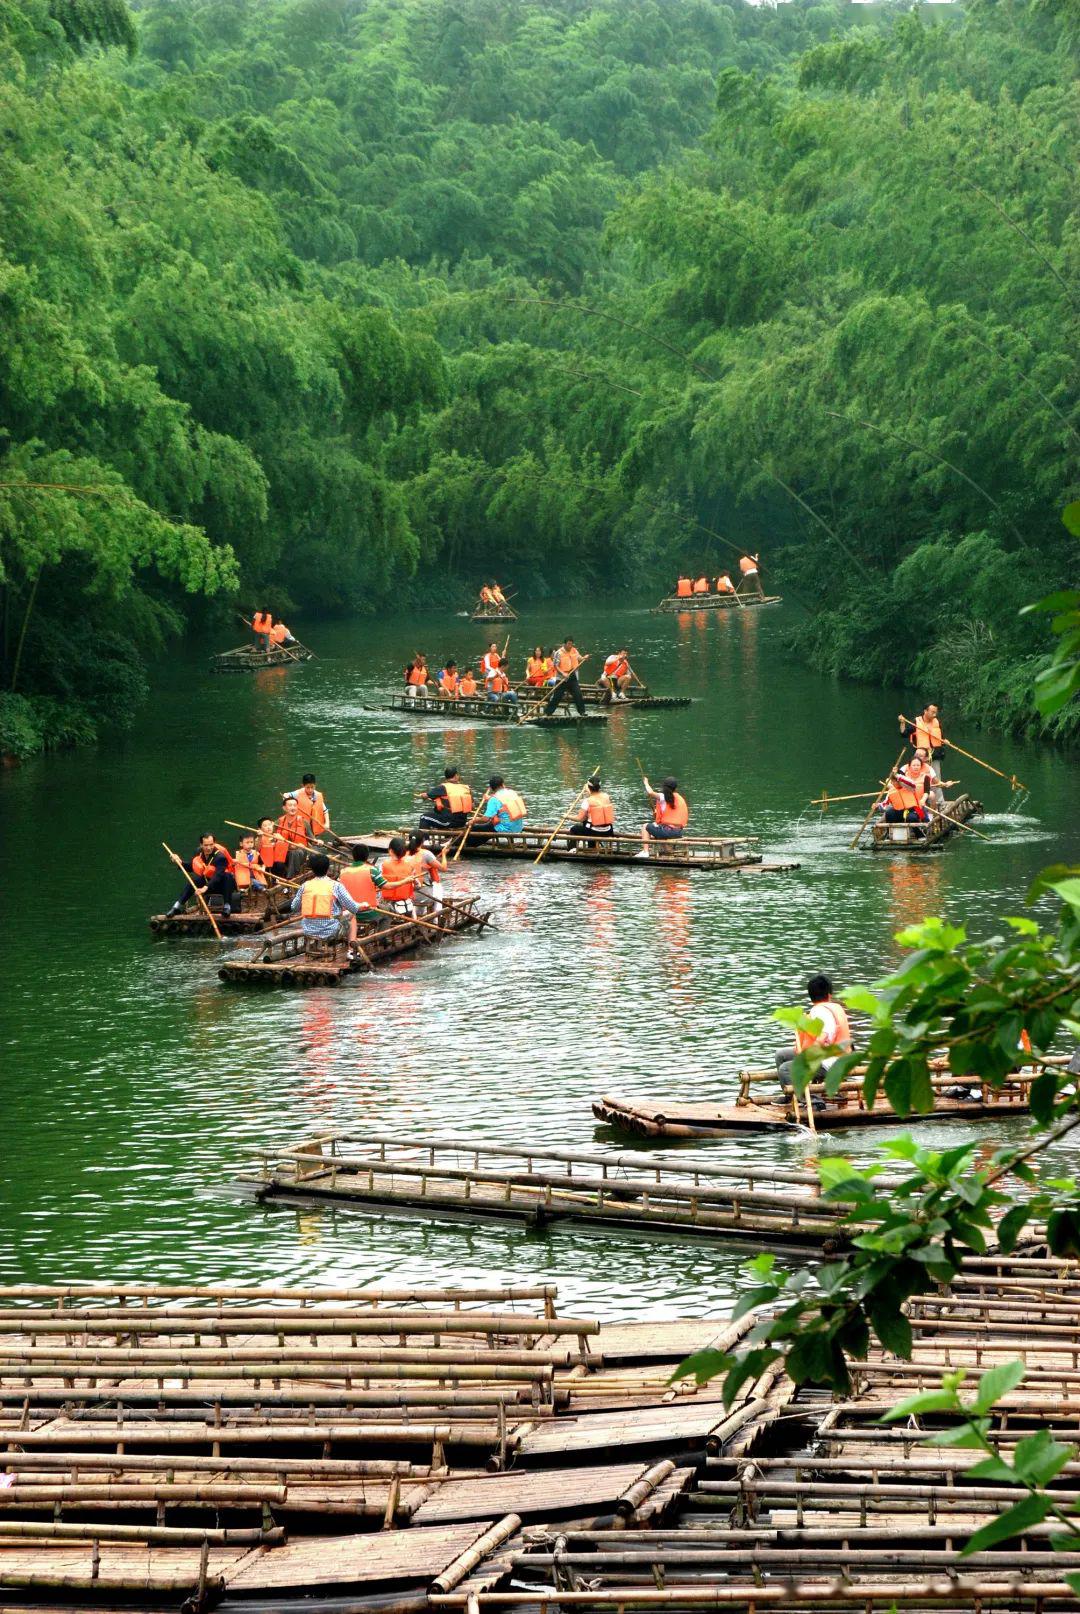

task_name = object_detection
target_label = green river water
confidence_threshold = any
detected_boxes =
[2,602,1076,1319]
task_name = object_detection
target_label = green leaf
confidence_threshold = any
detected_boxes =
[1064,1573,1080,1596]
[731,1285,781,1321]
[669,1347,731,1385]
[966,1455,1018,1484]
[926,1420,994,1448]
[866,1300,912,1358]
[1047,878,1080,912]
[972,1359,1026,1413]
[1030,1068,1060,1124]
[997,1204,1033,1253]
[1063,501,1080,537]
[960,1492,1052,1555]
[1011,1429,1076,1487]
[882,1388,961,1420]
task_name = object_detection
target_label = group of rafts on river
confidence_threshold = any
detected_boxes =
[180,564,1035,1130]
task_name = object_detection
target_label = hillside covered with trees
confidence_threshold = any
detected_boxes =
[0,0,1075,753]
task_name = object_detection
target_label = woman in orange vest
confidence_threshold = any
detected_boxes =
[525,647,548,686]
[675,576,693,598]
[880,772,926,824]
[716,573,735,595]
[405,655,431,697]
[774,974,853,1097]
[252,610,272,643]
[639,775,688,851]
[692,576,709,594]
[738,553,763,596]
[379,836,420,915]
[409,831,444,913]
[288,852,362,959]
[166,833,238,916]
[571,775,616,841]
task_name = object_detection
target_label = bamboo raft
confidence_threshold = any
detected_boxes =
[210,642,314,673]
[391,694,608,726]
[471,604,518,622]
[428,1253,1080,1614]
[510,683,693,710]
[594,1064,1035,1137]
[653,593,781,614]
[402,825,798,874]
[251,1135,851,1248]
[866,793,983,850]
[219,899,490,987]
[149,885,292,936]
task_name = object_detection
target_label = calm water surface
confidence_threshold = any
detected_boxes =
[2,603,1077,1319]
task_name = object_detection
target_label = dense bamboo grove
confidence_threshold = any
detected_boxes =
[0,0,1075,753]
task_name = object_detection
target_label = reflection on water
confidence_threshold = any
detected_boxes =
[2,601,1078,1318]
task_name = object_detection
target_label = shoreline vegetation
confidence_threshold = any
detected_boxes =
[0,0,1076,758]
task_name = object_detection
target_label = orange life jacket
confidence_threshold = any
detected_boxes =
[408,664,428,687]
[492,588,506,604]
[675,578,692,597]
[440,671,459,696]
[584,791,615,827]
[902,763,929,799]
[270,622,289,644]
[259,833,287,867]
[300,876,336,919]
[488,670,510,694]
[192,841,234,879]
[693,577,709,593]
[252,612,270,635]
[914,715,943,751]
[460,675,477,697]
[604,655,628,680]
[795,1000,852,1054]
[233,849,267,888]
[716,575,734,593]
[445,780,473,813]
[380,853,416,903]
[277,813,308,845]
[295,789,327,837]
[494,788,526,823]
[886,782,920,812]
[340,865,378,909]
[554,647,579,675]
[526,657,545,683]
[1020,1029,1032,1054]
[739,555,757,575]
[479,587,493,603]
[654,792,688,829]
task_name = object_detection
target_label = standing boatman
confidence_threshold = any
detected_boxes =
[738,554,764,597]
[289,774,330,838]
[543,638,587,717]
[904,704,944,766]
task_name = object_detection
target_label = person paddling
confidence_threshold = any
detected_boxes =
[716,573,735,595]
[419,767,474,830]
[289,774,330,837]
[289,852,363,960]
[906,703,944,763]
[379,836,421,916]
[600,649,632,703]
[738,554,764,598]
[167,834,238,917]
[482,775,527,833]
[775,974,853,1097]
[570,776,616,841]
[638,775,688,853]
[543,638,587,717]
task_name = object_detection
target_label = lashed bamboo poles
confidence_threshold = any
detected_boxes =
[0,1282,556,1302]
[430,1584,1080,1606]
[0,1308,587,1335]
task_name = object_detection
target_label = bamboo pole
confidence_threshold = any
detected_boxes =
[432,1514,524,1593]
[534,765,601,864]
[899,713,1027,791]
[162,842,224,942]
[430,1583,1079,1606]
[848,751,905,850]
[927,802,991,842]
[0,1280,555,1302]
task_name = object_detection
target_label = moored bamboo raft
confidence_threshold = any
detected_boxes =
[510,682,692,709]
[390,693,607,726]
[594,1065,1035,1137]
[149,884,292,936]
[653,592,781,614]
[210,641,314,672]
[251,1135,851,1248]
[868,793,984,849]
[397,825,797,874]
[219,899,490,986]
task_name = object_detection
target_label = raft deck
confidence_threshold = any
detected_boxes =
[594,1065,1035,1138]
[408,825,798,874]
[390,694,607,727]
[149,886,292,936]
[653,593,781,614]
[510,682,692,710]
[471,605,518,622]
[211,642,314,673]
[866,793,983,850]
[219,899,490,987]
[252,1135,850,1249]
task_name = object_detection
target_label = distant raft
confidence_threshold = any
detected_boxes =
[867,794,983,851]
[355,826,798,874]
[470,602,518,622]
[389,694,607,726]
[510,682,692,710]
[594,1064,1035,1136]
[211,642,314,673]
[653,592,781,614]
[219,899,490,988]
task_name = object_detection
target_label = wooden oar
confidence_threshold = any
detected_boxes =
[451,791,490,862]
[898,713,1027,792]
[927,803,990,842]
[628,664,647,690]
[162,843,224,944]
[534,766,600,865]
[849,750,905,850]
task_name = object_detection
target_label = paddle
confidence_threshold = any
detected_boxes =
[898,712,1027,792]
[849,750,905,850]
[451,790,491,862]
[162,842,224,944]
[534,766,601,865]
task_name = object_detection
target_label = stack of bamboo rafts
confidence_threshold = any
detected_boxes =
[0,1283,772,1607]
[431,1252,1080,1614]
[252,1134,852,1248]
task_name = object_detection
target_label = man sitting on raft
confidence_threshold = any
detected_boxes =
[289,852,364,961]
[775,974,853,1098]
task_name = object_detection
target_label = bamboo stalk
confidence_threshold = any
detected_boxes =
[451,790,491,861]
[899,712,1027,791]
[849,750,905,850]
[432,1513,524,1593]
[0,1307,585,1334]
[430,1583,1079,1606]
[0,1521,281,1545]
[162,842,224,942]
[534,765,600,864]
[0,1281,555,1302]
[0,1451,424,1476]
